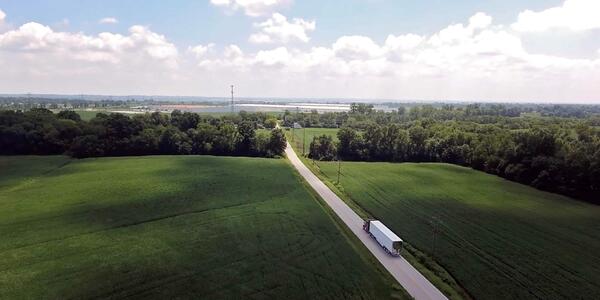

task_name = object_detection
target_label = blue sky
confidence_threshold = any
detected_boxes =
[0,0,599,102]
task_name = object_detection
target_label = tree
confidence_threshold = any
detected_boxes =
[309,135,337,161]
[57,110,81,122]
[267,129,287,157]
[337,127,359,160]
[70,135,104,158]
[264,118,278,129]
[212,123,238,154]
[159,127,191,154]
[237,121,256,155]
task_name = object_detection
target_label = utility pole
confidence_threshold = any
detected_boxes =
[430,217,442,258]
[337,158,341,184]
[302,127,306,156]
[230,85,234,114]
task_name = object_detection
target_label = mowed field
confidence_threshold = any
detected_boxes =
[315,161,600,299]
[0,156,403,299]
[286,127,339,156]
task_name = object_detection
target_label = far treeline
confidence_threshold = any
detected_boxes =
[0,109,286,158]
[287,103,600,204]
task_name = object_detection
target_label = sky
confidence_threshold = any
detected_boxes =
[0,0,599,103]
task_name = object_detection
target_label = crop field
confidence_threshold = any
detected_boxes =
[315,161,600,299]
[0,156,403,299]
[286,127,339,156]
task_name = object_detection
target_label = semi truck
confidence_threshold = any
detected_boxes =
[363,220,403,256]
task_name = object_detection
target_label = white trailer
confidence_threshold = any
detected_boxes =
[363,220,403,256]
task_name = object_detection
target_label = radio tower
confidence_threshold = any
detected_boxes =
[230,85,234,114]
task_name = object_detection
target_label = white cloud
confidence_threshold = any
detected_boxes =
[469,12,492,30]
[254,46,291,66]
[0,20,185,95]
[332,35,384,60]
[188,43,215,58]
[0,9,12,33]
[385,34,423,51]
[224,44,243,58]
[428,12,493,47]
[99,17,118,24]
[189,11,600,101]
[249,13,315,44]
[0,9,599,102]
[0,22,178,65]
[512,0,600,32]
[210,0,290,17]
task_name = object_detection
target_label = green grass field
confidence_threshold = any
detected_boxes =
[286,127,339,156]
[0,156,404,299]
[74,110,103,121]
[315,161,600,300]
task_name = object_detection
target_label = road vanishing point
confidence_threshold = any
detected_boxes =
[285,142,448,300]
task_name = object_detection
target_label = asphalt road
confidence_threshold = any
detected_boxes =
[285,143,448,300]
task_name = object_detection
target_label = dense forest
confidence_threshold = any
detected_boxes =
[299,104,600,204]
[0,109,286,158]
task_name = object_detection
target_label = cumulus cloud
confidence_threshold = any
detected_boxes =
[469,12,493,30]
[512,0,600,32]
[1,7,599,102]
[188,43,215,58]
[255,46,292,66]
[190,11,600,101]
[99,17,118,24]
[0,9,6,22]
[0,22,178,68]
[332,36,384,60]
[385,34,423,51]
[0,20,186,95]
[210,0,290,17]
[249,13,315,44]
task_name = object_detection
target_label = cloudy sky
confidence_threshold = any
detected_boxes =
[0,0,599,102]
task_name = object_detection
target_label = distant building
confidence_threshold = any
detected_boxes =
[293,122,303,129]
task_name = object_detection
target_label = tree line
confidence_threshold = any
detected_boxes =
[282,103,600,128]
[0,109,286,159]
[306,104,600,204]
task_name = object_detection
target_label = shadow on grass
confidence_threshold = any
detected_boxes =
[1,156,396,300]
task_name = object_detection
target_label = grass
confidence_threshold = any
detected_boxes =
[0,155,406,299]
[299,157,469,299]
[74,110,104,121]
[314,161,600,300]
[285,127,339,156]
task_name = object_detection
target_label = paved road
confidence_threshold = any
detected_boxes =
[285,143,448,300]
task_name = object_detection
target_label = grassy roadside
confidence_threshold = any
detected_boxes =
[284,132,469,299]
[284,158,410,300]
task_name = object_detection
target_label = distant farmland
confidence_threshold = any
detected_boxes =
[0,156,404,299]
[315,161,600,299]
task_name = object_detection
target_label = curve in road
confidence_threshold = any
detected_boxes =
[285,142,448,300]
